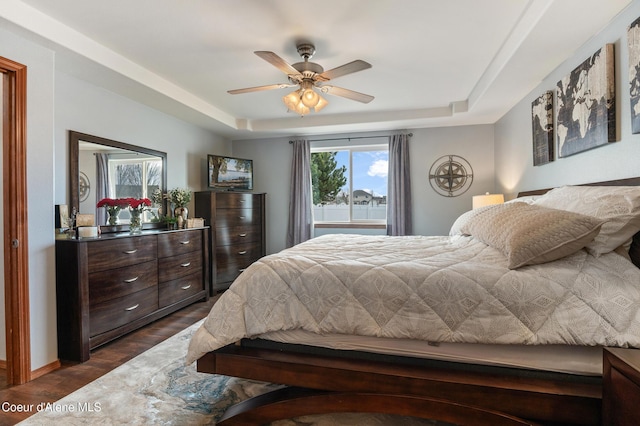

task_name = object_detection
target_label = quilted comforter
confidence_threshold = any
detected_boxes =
[186,234,640,365]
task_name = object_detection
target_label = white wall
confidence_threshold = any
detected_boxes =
[232,125,495,254]
[495,1,640,197]
[0,25,55,370]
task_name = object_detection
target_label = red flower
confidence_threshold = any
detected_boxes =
[98,197,151,210]
[97,198,130,208]
[128,198,152,209]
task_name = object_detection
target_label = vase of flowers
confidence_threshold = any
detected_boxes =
[127,198,151,234]
[168,188,191,228]
[150,188,165,222]
[97,198,130,226]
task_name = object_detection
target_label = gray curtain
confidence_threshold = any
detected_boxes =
[387,134,412,236]
[286,139,313,247]
[95,153,110,226]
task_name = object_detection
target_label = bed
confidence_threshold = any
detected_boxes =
[188,178,640,425]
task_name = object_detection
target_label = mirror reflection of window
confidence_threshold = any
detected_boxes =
[108,156,162,223]
[78,140,165,226]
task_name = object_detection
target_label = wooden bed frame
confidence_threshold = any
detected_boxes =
[197,177,640,425]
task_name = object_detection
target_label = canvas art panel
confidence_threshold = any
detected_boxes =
[628,16,640,134]
[531,91,554,166]
[556,44,616,157]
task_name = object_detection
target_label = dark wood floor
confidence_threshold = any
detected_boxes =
[0,296,217,426]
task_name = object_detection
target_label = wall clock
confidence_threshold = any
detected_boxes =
[79,171,90,202]
[428,155,473,197]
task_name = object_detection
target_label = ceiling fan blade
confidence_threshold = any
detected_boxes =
[228,83,295,95]
[318,60,372,81]
[254,51,302,76]
[321,85,374,103]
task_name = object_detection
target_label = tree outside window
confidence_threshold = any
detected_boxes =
[311,144,388,223]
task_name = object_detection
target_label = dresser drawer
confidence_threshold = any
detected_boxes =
[87,236,157,273]
[157,230,202,258]
[215,193,262,209]
[89,286,158,337]
[158,251,203,282]
[215,208,260,228]
[88,260,158,306]
[158,272,203,308]
[215,224,262,246]
[216,241,263,283]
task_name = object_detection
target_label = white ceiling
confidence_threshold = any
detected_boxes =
[1,0,632,139]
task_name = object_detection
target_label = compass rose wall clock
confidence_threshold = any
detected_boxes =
[428,155,474,197]
[79,171,91,202]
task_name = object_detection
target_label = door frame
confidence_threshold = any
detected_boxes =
[1,56,30,385]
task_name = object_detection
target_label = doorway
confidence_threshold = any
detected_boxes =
[1,56,30,386]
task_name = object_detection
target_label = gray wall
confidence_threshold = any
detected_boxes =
[232,125,495,255]
[0,25,55,369]
[495,1,640,197]
[54,71,231,207]
[1,24,230,370]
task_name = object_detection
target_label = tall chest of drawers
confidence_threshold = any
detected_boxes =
[55,228,209,362]
[194,191,266,292]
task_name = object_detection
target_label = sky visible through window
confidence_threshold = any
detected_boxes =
[335,149,388,197]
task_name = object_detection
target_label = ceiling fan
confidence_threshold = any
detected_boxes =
[228,43,374,115]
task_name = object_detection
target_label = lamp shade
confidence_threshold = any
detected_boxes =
[301,88,320,107]
[472,193,504,209]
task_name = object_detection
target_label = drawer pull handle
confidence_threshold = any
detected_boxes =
[180,240,191,245]
[125,304,139,311]
[180,262,191,267]
[239,233,247,237]
[181,284,192,290]
[238,250,247,255]
[123,276,139,283]
[123,249,138,254]
[238,216,246,219]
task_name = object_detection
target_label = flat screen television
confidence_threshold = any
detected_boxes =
[207,154,253,191]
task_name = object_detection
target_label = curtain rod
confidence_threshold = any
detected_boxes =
[289,133,412,144]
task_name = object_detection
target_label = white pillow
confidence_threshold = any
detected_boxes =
[449,204,501,236]
[533,186,640,256]
[460,203,603,269]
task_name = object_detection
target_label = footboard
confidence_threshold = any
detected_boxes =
[197,344,601,425]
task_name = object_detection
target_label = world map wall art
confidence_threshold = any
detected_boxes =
[531,90,554,166]
[556,44,616,157]
[628,17,640,134]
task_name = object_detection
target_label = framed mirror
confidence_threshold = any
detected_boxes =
[69,130,167,232]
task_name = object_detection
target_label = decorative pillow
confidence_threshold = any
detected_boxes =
[449,205,492,236]
[533,186,640,256]
[460,203,603,269]
[450,198,542,236]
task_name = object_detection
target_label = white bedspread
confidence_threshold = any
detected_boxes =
[186,234,640,365]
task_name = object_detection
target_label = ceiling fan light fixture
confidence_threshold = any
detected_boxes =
[314,95,329,112]
[231,43,374,116]
[293,101,310,116]
[301,88,320,108]
[282,90,300,109]
[283,86,328,116]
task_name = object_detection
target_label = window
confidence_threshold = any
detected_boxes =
[311,143,388,224]
[109,156,162,222]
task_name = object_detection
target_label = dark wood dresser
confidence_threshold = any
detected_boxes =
[603,347,640,425]
[194,191,266,292]
[55,227,209,362]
